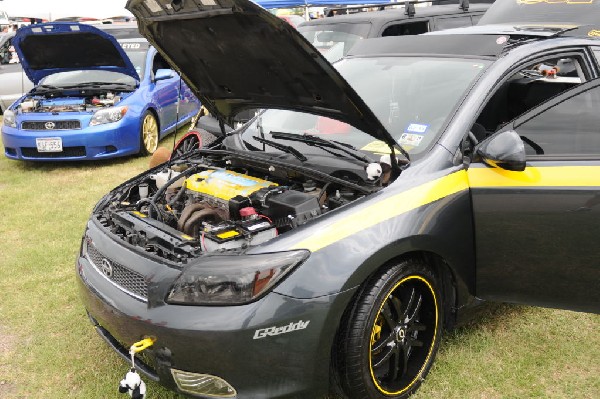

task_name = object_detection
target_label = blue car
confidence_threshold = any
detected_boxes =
[1,23,200,161]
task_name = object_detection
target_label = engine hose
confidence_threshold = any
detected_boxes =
[136,198,164,221]
[168,180,187,207]
[318,182,330,206]
[150,164,202,206]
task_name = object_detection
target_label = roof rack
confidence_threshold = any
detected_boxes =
[324,0,470,18]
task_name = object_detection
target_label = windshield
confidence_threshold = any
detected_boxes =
[123,48,147,80]
[37,43,147,87]
[479,0,600,25]
[298,23,370,63]
[242,56,490,159]
[40,70,137,87]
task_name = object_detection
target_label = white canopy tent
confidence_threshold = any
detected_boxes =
[0,0,134,21]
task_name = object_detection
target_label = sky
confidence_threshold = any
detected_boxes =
[0,0,134,21]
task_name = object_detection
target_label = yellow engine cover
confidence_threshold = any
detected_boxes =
[185,170,277,201]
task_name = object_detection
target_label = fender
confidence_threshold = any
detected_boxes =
[273,180,476,309]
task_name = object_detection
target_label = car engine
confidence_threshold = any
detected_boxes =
[95,151,377,262]
[17,91,125,114]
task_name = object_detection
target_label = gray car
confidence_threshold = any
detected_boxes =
[0,31,33,114]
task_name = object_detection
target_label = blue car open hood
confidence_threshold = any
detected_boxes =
[12,22,139,85]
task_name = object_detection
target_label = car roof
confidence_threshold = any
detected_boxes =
[347,25,600,59]
[347,33,507,59]
[299,4,489,26]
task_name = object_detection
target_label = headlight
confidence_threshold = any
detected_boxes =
[3,109,17,128]
[167,250,309,305]
[89,106,128,126]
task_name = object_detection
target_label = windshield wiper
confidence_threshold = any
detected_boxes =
[60,82,136,90]
[31,84,61,94]
[252,135,307,162]
[270,131,374,164]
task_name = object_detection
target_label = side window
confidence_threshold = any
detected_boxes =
[594,49,600,65]
[473,55,586,140]
[152,53,170,77]
[435,16,472,30]
[381,21,429,37]
[515,84,600,157]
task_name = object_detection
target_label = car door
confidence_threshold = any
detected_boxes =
[148,50,179,133]
[468,79,600,313]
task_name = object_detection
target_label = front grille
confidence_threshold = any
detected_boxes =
[21,146,86,158]
[86,239,148,300]
[22,120,81,130]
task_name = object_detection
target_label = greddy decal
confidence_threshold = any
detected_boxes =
[291,171,469,252]
[253,320,310,339]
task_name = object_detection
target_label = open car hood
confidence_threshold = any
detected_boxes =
[12,22,139,85]
[125,0,396,147]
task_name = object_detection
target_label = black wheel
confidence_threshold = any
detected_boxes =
[174,133,201,158]
[140,111,159,155]
[335,259,442,399]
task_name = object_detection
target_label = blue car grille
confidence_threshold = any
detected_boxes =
[86,239,148,301]
[21,120,81,130]
[21,146,86,158]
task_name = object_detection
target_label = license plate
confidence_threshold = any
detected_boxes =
[36,137,63,153]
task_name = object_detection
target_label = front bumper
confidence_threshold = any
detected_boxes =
[76,220,354,398]
[1,117,140,161]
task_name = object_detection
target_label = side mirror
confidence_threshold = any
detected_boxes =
[154,68,175,82]
[476,129,526,171]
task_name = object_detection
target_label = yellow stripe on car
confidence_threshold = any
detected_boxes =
[291,170,470,252]
[291,165,600,253]
[468,165,600,188]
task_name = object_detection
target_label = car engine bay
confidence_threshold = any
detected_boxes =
[16,91,126,114]
[94,149,383,262]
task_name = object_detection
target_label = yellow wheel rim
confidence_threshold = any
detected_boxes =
[368,275,438,396]
[142,114,158,154]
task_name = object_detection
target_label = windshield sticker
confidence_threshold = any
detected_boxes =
[516,0,594,4]
[406,123,428,134]
[399,133,424,147]
[588,30,600,37]
[361,140,392,154]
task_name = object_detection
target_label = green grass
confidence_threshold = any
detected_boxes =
[0,118,598,398]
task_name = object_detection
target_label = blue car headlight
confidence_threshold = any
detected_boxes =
[89,106,128,126]
[167,250,310,305]
[3,109,17,128]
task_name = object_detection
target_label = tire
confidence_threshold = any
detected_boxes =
[140,111,159,155]
[335,258,443,399]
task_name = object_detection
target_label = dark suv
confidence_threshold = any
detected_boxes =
[298,1,491,62]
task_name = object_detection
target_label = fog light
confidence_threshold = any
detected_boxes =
[171,369,236,397]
